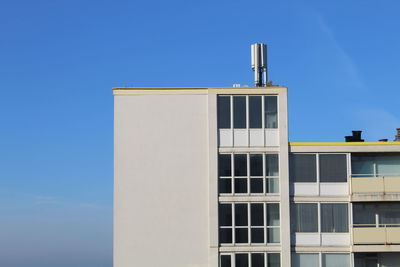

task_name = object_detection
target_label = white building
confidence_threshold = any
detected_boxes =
[113,46,400,267]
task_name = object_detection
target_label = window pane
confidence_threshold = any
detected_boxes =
[249,96,262,128]
[292,253,319,267]
[351,154,374,175]
[235,204,248,226]
[320,154,347,182]
[353,203,376,225]
[250,154,263,176]
[266,154,279,176]
[267,254,280,267]
[322,253,350,267]
[234,178,247,193]
[265,96,278,128]
[251,204,264,226]
[251,253,265,267]
[291,203,318,232]
[267,228,280,243]
[251,228,264,243]
[219,179,232,194]
[289,154,317,182]
[221,255,232,267]
[219,154,232,176]
[267,203,280,226]
[219,228,232,243]
[236,254,249,267]
[234,154,247,176]
[219,204,232,226]
[218,96,231,129]
[235,228,248,243]
[250,178,263,193]
[376,154,400,175]
[234,96,246,128]
[266,178,279,193]
[321,203,348,232]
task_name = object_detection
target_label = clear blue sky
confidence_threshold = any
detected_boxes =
[1,0,399,266]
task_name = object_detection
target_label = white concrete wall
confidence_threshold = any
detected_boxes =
[114,94,209,267]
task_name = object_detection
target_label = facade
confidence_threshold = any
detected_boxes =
[114,86,400,267]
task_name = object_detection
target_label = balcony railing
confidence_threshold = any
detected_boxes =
[352,224,400,244]
[350,175,400,194]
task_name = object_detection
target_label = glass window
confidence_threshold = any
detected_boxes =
[251,253,264,267]
[266,154,279,176]
[219,228,232,243]
[250,178,263,193]
[322,253,350,267]
[289,154,317,182]
[219,154,232,177]
[291,203,318,232]
[234,96,246,128]
[267,203,280,226]
[251,204,264,226]
[234,178,247,193]
[321,203,348,232]
[249,96,262,128]
[291,253,319,267]
[235,228,248,243]
[267,228,280,243]
[266,178,279,193]
[352,153,400,176]
[235,204,248,226]
[220,255,231,267]
[236,254,249,267]
[265,96,278,128]
[250,154,263,176]
[219,178,231,194]
[234,154,247,176]
[268,254,280,267]
[319,154,347,182]
[219,204,232,226]
[251,228,264,243]
[218,96,231,129]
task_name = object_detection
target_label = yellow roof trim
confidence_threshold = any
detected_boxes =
[290,142,400,146]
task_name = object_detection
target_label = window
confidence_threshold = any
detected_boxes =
[220,253,280,267]
[322,253,350,267]
[292,253,350,267]
[219,153,279,195]
[352,153,400,177]
[319,154,347,182]
[353,203,400,227]
[249,96,262,128]
[292,203,349,233]
[218,96,231,129]
[291,203,318,232]
[290,154,317,182]
[217,95,278,129]
[292,253,319,267]
[320,203,348,232]
[219,203,280,245]
[265,96,278,128]
[234,96,246,128]
[290,153,348,183]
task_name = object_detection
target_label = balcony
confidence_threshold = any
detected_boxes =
[350,176,400,200]
[352,224,400,245]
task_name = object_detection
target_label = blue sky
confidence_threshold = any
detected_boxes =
[1,0,400,266]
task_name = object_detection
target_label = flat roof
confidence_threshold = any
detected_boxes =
[113,86,287,95]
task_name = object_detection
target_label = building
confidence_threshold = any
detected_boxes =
[113,45,400,267]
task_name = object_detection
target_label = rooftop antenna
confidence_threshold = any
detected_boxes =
[251,43,268,87]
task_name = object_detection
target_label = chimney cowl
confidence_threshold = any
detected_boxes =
[345,130,364,142]
[395,128,400,141]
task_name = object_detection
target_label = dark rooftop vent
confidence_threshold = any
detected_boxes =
[379,139,388,142]
[345,130,364,142]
